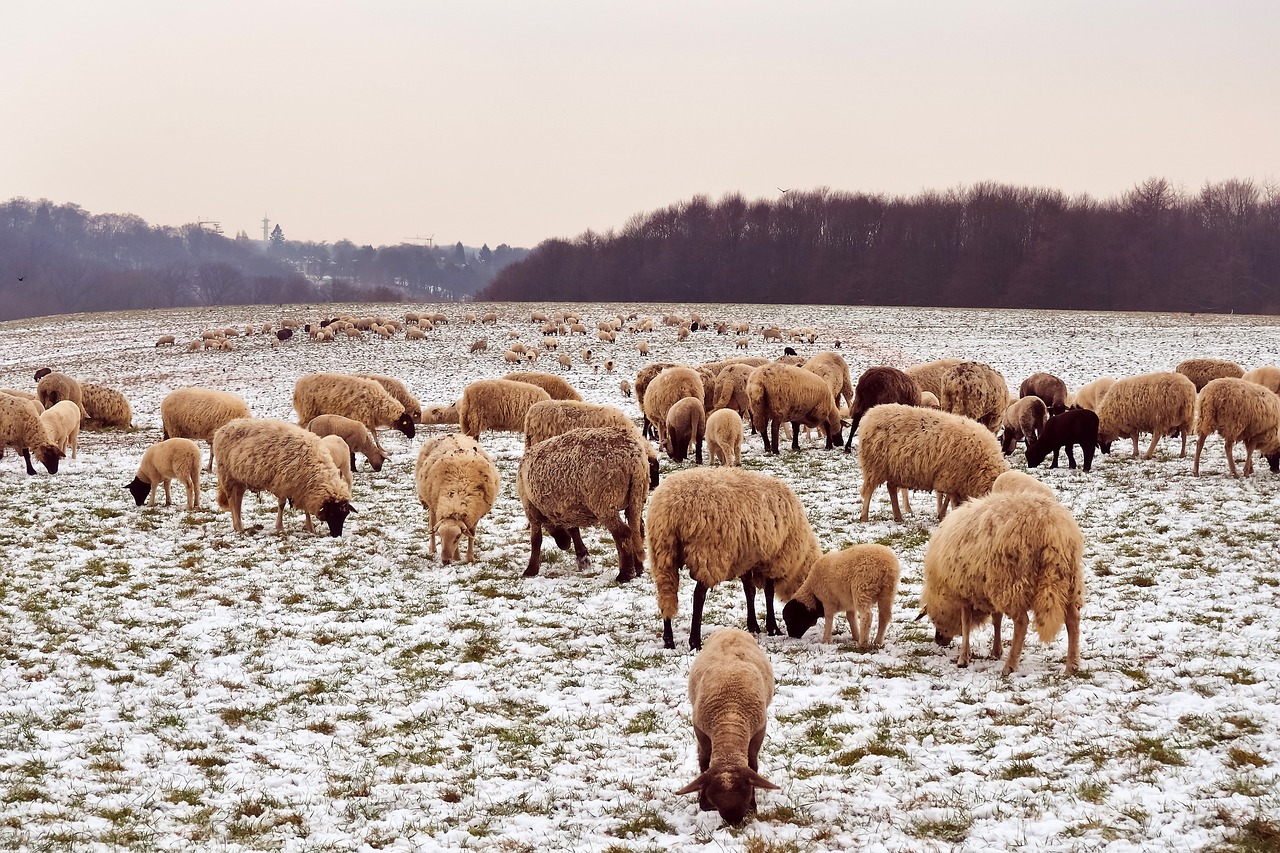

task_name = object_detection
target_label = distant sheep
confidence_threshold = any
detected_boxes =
[155,335,176,347]
[459,379,551,438]
[665,396,706,464]
[0,394,62,475]
[356,373,422,423]
[39,400,81,459]
[1176,358,1244,392]
[1193,377,1280,477]
[36,371,86,418]
[1073,377,1116,412]
[503,371,582,401]
[746,362,843,453]
[161,387,252,471]
[415,434,500,564]
[80,383,132,429]
[292,373,415,452]
[1241,365,1280,395]
[650,467,821,649]
[1095,371,1196,458]
[127,438,202,509]
[643,366,704,453]
[1019,372,1069,414]
[305,414,388,472]
[620,379,632,398]
[1025,408,1099,472]
[904,358,965,399]
[939,361,1009,432]
[999,396,1048,455]
[844,366,921,450]
[782,545,899,645]
[706,408,743,467]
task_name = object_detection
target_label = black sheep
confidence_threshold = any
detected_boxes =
[1025,408,1099,472]
[844,366,921,452]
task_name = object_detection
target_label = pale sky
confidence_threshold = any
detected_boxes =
[4,1,1277,249]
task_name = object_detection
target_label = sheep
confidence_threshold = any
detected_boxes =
[999,396,1048,455]
[665,396,706,464]
[1025,408,1100,472]
[711,363,755,422]
[674,628,780,825]
[459,379,552,438]
[781,545,900,645]
[643,366,704,452]
[843,366,921,450]
[518,426,651,583]
[735,337,749,350]
[356,373,422,423]
[0,389,42,413]
[637,340,649,355]
[160,387,252,471]
[904,357,965,399]
[1176,358,1245,392]
[619,379,632,398]
[415,434,500,564]
[292,373,415,452]
[1192,377,1280,477]
[502,371,583,401]
[634,362,677,436]
[938,361,1009,432]
[919,490,1084,675]
[39,400,81,459]
[0,394,62,474]
[155,335,176,347]
[523,399,660,484]
[991,469,1055,498]
[746,362,843,454]
[1095,371,1196,458]
[706,408,743,467]
[420,402,460,425]
[858,404,1008,523]
[1073,377,1116,412]
[503,350,522,364]
[1241,365,1280,395]
[319,435,353,487]
[212,418,355,537]
[127,438,202,509]
[305,414,388,472]
[650,467,821,649]
[36,371,87,418]
[80,383,132,429]
[919,390,940,408]
[802,352,855,410]
[1019,372,1069,414]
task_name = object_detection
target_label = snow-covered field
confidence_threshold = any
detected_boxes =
[1,303,1278,852]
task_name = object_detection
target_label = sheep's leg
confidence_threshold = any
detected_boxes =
[605,520,633,583]
[162,479,173,507]
[147,483,157,506]
[466,530,476,564]
[742,577,760,634]
[858,607,873,645]
[1243,441,1255,476]
[1225,439,1240,477]
[689,581,709,650]
[1179,428,1188,458]
[874,597,892,646]
[1065,444,1077,469]
[569,528,590,572]
[990,612,1004,659]
[1083,442,1095,473]
[21,449,36,476]
[935,491,948,520]
[1131,434,1140,457]
[887,482,903,523]
[188,475,199,509]
[1003,613,1029,676]
[958,606,972,667]
[1064,602,1081,675]
[523,524,543,577]
[822,610,836,643]
[859,478,877,522]
[1050,447,1060,468]
[764,576,780,636]
[845,611,856,643]
[790,421,801,452]
[1143,431,1163,460]
[900,489,912,515]
[694,433,703,465]
[761,419,773,454]
[229,489,245,533]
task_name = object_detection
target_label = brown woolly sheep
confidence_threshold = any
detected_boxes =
[746,362,843,454]
[858,404,1008,523]
[0,389,43,413]
[161,387,252,471]
[666,396,706,464]
[674,628,780,825]
[712,363,756,421]
[643,366,704,453]
[36,371,87,418]
[458,379,552,438]
[293,373,415,452]
[155,335,176,347]
[999,396,1048,455]
[420,402,460,425]
[356,373,422,423]
[1019,372,1069,414]
[212,418,355,537]
[939,361,1009,432]
[634,362,677,438]
[1073,377,1116,412]
[39,400,81,459]
[843,365,921,450]
[1193,377,1280,477]
[802,352,855,410]
[518,426,651,583]
[920,491,1084,675]
[620,379,632,398]
[904,358,965,399]
[80,383,132,429]
[415,434,500,564]
[502,371,583,401]
[127,438,201,509]
[305,414,388,472]
[706,408,743,467]
[0,395,62,474]
[649,467,821,649]
[1176,358,1244,392]
[1241,365,1280,395]
[1095,371,1196,458]
[782,544,900,645]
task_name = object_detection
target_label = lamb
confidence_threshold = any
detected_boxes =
[420,402,460,425]
[919,490,1084,675]
[665,396,706,464]
[127,437,201,509]
[1241,365,1280,395]
[843,366,921,450]
[36,371,87,418]
[1192,377,1280,477]
[80,383,132,429]
[643,366,704,452]
[802,351,855,410]
[305,414,388,472]
[1025,408,1100,472]
[746,362,843,453]
[999,396,1048,455]
[1176,358,1244,392]
[674,628,780,825]
[415,434,500,564]
[355,373,422,423]
[212,418,356,537]
[458,379,552,438]
[938,361,1009,432]
[160,387,252,471]
[858,404,1008,523]
[1095,371,1196,458]
[0,394,63,474]
[706,408,743,467]
[292,373,415,452]
[518,426,651,583]
[1019,372,1069,414]
[904,358,965,399]
[649,467,821,649]
[619,379,632,398]
[319,435,353,487]
[155,335,176,347]
[502,371,583,401]
[38,400,81,459]
[781,545,899,645]
[1073,377,1116,412]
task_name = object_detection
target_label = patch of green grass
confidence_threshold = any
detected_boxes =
[624,709,660,736]
[1079,779,1108,803]
[610,807,672,838]
[907,811,972,843]
[1131,736,1184,767]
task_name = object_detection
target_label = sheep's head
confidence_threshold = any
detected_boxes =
[675,766,779,825]
[394,413,416,438]
[824,414,844,450]
[648,457,660,489]
[436,519,467,565]
[36,445,63,474]
[316,498,356,537]
[1024,439,1048,469]
[126,476,152,506]
[781,598,823,639]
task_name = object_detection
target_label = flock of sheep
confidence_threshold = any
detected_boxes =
[4,306,1280,827]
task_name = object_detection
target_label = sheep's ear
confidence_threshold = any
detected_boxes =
[674,772,710,796]
[346,504,358,514]
[745,768,780,791]
[914,607,928,621]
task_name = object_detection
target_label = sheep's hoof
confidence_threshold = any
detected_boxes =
[576,556,591,572]
[522,566,540,577]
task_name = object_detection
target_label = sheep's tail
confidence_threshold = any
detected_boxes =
[649,506,682,619]
[1031,536,1081,643]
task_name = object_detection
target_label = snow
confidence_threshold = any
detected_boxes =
[0,303,1278,851]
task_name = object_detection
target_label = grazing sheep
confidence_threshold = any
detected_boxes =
[643,366,704,452]
[674,628,779,825]
[305,414,388,472]
[502,371,582,401]
[518,426,651,582]
[127,437,202,509]
[292,373,415,452]
[0,394,62,475]
[920,491,1084,675]
[634,362,676,437]
[420,402,460,425]
[558,353,573,370]
[1073,377,1116,412]
[161,387,252,471]
[706,408,743,467]
[991,469,1055,498]
[356,373,422,423]
[39,400,81,459]
[844,366,921,450]
[415,434,500,564]
[212,418,355,537]
[1193,377,1280,477]
[155,335,176,347]
[802,352,855,410]
[650,467,821,649]
[620,379,632,398]
[1019,372,1069,414]
[503,350,522,364]
[735,337,750,350]
[0,389,42,413]
[80,383,132,429]
[665,396,707,464]
[1025,408,1100,472]
[939,361,1009,432]
[904,358,965,399]
[36,371,86,418]
[459,379,552,438]
[1095,371,1196,458]
[746,362,843,454]
[919,391,940,408]
[712,363,756,421]
[319,435,353,487]
[999,396,1048,455]
[858,404,1008,523]
[782,545,900,645]
[1176,358,1244,392]
[523,399,660,487]
[1241,365,1280,395]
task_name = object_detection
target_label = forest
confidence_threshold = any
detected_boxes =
[479,179,1280,315]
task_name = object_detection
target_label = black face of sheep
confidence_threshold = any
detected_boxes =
[781,599,823,639]
[126,477,152,506]
[549,527,573,551]
[28,447,62,475]
[394,414,416,438]
[676,768,779,825]
[34,367,52,381]
[275,328,294,341]
[1268,451,1280,474]
[648,458,660,489]
[316,498,356,537]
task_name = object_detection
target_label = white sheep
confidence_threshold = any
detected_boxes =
[939,360,1009,432]
[415,434,500,564]
[127,438,201,509]
[0,393,63,475]
[990,469,1055,498]
[1241,365,1280,395]
[293,373,415,452]
[305,414,388,472]
[705,408,743,467]
[1192,377,1280,477]
[39,400,81,459]
[782,544,899,645]
[458,378,552,438]
[1095,371,1196,458]
[1072,377,1116,412]
[161,387,252,471]
[746,362,843,453]
[355,373,422,423]
[80,383,132,429]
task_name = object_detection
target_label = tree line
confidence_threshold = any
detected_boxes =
[479,179,1280,314]
[0,198,529,321]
